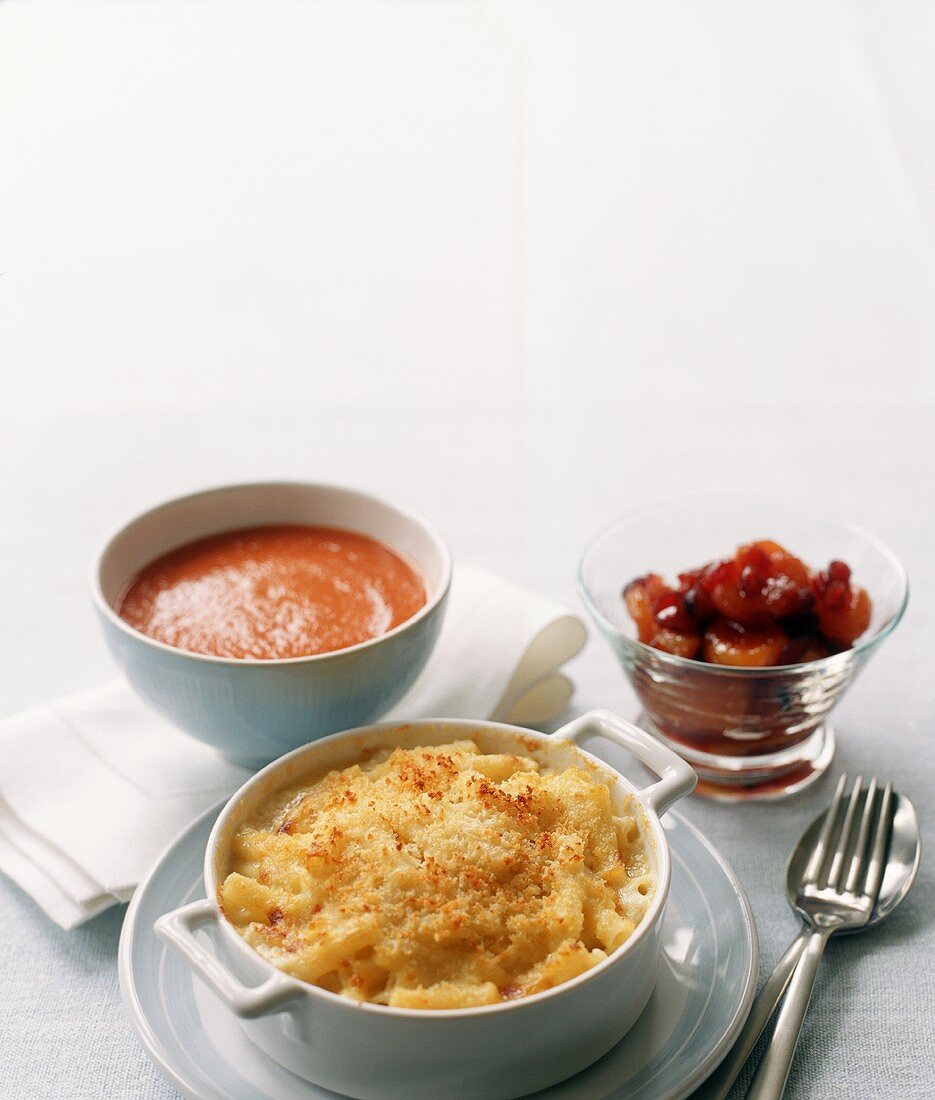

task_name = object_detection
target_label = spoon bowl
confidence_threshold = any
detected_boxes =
[786,789,921,931]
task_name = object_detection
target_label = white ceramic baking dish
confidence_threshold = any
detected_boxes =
[156,709,696,1100]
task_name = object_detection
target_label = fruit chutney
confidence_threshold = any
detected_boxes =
[623,540,871,668]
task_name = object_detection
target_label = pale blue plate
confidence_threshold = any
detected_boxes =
[119,804,757,1100]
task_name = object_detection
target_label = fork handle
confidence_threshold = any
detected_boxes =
[692,929,810,1100]
[745,929,831,1100]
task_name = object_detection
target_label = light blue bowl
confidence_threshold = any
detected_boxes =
[91,482,451,768]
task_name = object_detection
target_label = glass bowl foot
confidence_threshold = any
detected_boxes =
[636,716,836,802]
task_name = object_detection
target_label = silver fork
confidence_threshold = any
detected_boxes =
[745,775,893,1100]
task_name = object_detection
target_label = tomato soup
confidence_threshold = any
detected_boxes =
[117,525,427,660]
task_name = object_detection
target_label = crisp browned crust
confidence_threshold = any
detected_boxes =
[220,741,652,1008]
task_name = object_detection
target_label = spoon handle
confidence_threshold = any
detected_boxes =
[692,929,809,1100]
[744,930,831,1100]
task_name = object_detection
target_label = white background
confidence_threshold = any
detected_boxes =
[1,1,934,1096]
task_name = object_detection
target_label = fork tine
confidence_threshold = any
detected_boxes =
[844,777,878,893]
[826,776,864,890]
[861,781,894,903]
[803,774,848,885]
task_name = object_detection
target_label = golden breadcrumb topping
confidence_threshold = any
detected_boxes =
[220,741,652,1008]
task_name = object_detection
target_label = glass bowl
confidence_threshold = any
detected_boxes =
[578,499,909,801]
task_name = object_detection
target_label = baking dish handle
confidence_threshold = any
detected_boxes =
[557,709,696,817]
[155,899,299,1018]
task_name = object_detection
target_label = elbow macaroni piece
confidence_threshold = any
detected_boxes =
[220,741,654,1008]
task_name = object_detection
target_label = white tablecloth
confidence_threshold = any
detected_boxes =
[1,2,933,1097]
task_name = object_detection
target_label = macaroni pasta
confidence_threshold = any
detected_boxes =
[220,741,653,1008]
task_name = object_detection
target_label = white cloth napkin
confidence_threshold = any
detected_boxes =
[0,566,586,929]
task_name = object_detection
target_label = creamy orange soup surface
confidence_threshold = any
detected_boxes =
[117,525,426,659]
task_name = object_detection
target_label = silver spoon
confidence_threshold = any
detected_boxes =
[694,781,920,1100]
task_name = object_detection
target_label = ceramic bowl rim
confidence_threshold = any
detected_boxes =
[201,716,674,1021]
[89,480,452,668]
[577,495,909,678]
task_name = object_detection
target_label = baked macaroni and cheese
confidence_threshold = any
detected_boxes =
[219,741,653,1009]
